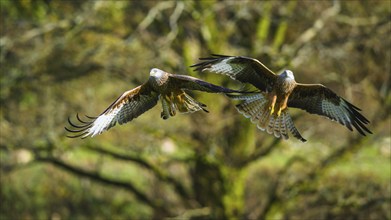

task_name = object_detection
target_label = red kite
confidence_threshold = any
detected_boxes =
[66,68,244,138]
[192,54,372,142]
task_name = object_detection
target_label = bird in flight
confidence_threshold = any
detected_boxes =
[66,68,245,138]
[191,54,372,142]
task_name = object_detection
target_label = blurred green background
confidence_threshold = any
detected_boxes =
[1,1,390,219]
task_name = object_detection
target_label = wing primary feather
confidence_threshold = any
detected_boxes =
[341,102,371,133]
[64,126,78,133]
[194,54,231,61]
[67,124,93,133]
[197,57,215,60]
[64,124,92,133]
[66,117,88,129]
[66,131,89,139]
[85,115,98,120]
[343,98,362,111]
[190,60,217,70]
[351,119,366,136]
[341,99,368,123]
[76,113,93,124]
[343,103,371,135]
[353,116,372,134]
[345,103,370,124]
[343,114,354,131]
[65,114,93,133]
[210,54,232,58]
[340,106,353,131]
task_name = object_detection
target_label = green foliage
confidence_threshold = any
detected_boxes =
[1,1,390,219]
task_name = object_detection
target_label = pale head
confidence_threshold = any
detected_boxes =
[150,68,166,79]
[280,70,295,80]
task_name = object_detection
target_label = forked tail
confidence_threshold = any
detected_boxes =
[161,91,208,120]
[227,93,307,142]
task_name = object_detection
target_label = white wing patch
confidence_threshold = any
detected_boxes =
[86,107,122,137]
[204,57,250,81]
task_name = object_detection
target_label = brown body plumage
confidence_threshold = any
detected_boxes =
[269,71,297,116]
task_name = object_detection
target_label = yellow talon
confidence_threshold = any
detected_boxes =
[277,109,282,117]
[270,105,275,115]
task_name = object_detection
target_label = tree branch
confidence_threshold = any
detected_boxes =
[257,135,367,219]
[36,156,170,215]
[168,207,211,220]
[254,155,310,220]
[285,0,341,67]
[84,145,193,205]
[238,138,280,168]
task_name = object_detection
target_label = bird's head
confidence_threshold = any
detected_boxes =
[150,68,166,79]
[280,70,295,80]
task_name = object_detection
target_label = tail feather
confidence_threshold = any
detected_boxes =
[257,108,270,131]
[266,116,275,135]
[279,112,289,140]
[250,104,264,124]
[285,113,307,142]
[229,93,307,142]
[235,96,270,131]
[236,98,266,122]
[273,115,281,138]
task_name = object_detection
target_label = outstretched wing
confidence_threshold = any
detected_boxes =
[168,73,246,93]
[191,54,277,92]
[288,84,372,135]
[65,83,159,138]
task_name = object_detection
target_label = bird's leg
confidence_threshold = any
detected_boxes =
[276,96,289,117]
[173,91,188,113]
[175,91,185,106]
[270,105,275,115]
[276,108,282,117]
[268,94,277,115]
[170,92,175,101]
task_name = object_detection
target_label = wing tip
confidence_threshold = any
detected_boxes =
[190,53,234,71]
[65,113,95,138]
[300,137,307,142]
